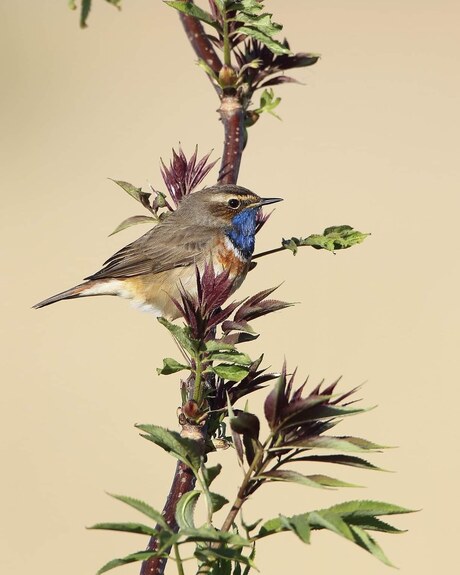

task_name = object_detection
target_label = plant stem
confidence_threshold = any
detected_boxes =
[174,543,185,575]
[218,94,245,185]
[222,15,231,67]
[252,246,285,259]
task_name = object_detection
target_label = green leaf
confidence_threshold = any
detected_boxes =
[109,178,150,204]
[109,215,156,236]
[136,424,202,470]
[294,454,385,471]
[259,470,360,489]
[157,317,197,355]
[209,491,229,513]
[164,1,218,28]
[237,26,290,55]
[88,522,158,536]
[182,526,251,547]
[349,525,395,567]
[230,412,260,440]
[282,226,370,255]
[195,547,256,568]
[349,516,406,534]
[96,551,164,575]
[324,500,415,518]
[211,363,250,382]
[236,12,282,37]
[255,88,282,119]
[156,357,189,375]
[205,340,238,353]
[80,0,91,28]
[208,351,253,366]
[279,514,311,544]
[290,435,386,453]
[175,490,200,530]
[308,511,354,540]
[202,463,222,487]
[107,493,169,529]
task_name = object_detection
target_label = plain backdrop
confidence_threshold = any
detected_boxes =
[1,1,459,574]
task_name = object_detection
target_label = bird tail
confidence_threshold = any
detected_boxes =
[33,281,101,309]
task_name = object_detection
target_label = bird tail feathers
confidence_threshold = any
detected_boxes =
[33,281,101,309]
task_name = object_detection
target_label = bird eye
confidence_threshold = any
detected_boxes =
[228,198,240,209]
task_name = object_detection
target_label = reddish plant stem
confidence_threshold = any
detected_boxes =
[140,459,195,575]
[140,420,206,575]
[218,92,245,185]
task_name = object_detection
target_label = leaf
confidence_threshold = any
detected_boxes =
[208,351,253,366]
[349,525,395,567]
[282,226,370,254]
[165,1,218,28]
[136,424,202,470]
[109,179,151,204]
[96,550,165,575]
[236,13,282,37]
[202,463,222,487]
[182,526,251,547]
[289,435,386,453]
[195,547,256,568]
[263,364,288,429]
[157,317,196,355]
[209,491,229,513]
[259,470,359,489]
[349,516,406,534]
[205,340,238,353]
[109,215,156,236]
[293,454,384,471]
[255,88,282,119]
[324,500,415,518]
[308,510,354,540]
[279,514,311,544]
[230,412,260,440]
[88,521,157,536]
[156,357,189,375]
[80,0,91,28]
[175,490,200,530]
[211,364,250,382]
[237,26,290,55]
[107,493,169,529]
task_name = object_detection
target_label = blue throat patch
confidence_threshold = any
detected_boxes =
[226,208,258,259]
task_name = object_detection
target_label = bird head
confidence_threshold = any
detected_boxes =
[176,184,282,228]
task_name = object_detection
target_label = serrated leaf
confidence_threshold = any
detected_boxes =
[165,1,217,28]
[157,317,197,355]
[175,490,200,530]
[205,340,237,353]
[282,226,370,254]
[279,514,311,544]
[202,463,222,487]
[107,494,169,529]
[109,215,156,236]
[156,357,189,375]
[308,511,354,539]
[349,516,406,534]
[237,26,290,55]
[236,12,282,37]
[182,526,250,547]
[294,454,384,471]
[88,522,158,536]
[290,435,385,453]
[211,363,250,382]
[209,491,229,513]
[136,424,202,470]
[96,550,164,575]
[350,525,395,566]
[324,500,415,518]
[259,470,359,489]
[195,546,256,568]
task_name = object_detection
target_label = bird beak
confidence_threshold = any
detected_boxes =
[259,197,283,206]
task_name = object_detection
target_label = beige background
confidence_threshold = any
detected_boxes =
[1,1,459,573]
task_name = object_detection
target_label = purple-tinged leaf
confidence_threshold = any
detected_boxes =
[292,454,384,472]
[230,411,260,440]
[221,320,256,334]
[288,436,385,452]
[259,75,302,88]
[264,362,288,429]
[258,470,359,489]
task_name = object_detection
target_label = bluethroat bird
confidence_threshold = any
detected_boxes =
[34,184,282,319]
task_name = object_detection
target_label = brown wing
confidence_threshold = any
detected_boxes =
[85,222,216,281]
